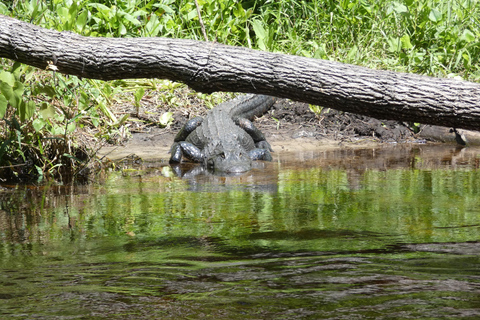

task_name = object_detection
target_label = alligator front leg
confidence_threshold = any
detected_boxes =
[236,118,273,152]
[169,141,204,163]
[249,148,272,161]
[173,116,203,144]
[169,116,204,163]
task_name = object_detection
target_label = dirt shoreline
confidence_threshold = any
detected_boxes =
[98,98,480,161]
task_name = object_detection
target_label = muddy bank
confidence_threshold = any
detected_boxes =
[98,98,480,161]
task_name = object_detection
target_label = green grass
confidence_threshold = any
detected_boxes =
[1,0,480,182]
[4,0,479,78]
[249,0,480,79]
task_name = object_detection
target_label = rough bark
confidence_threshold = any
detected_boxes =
[1,14,480,131]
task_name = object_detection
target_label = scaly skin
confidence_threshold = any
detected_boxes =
[169,94,276,173]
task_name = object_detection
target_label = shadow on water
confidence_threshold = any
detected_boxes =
[1,144,480,319]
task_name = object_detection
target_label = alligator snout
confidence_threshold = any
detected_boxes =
[207,151,252,173]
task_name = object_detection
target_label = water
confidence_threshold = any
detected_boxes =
[1,144,479,319]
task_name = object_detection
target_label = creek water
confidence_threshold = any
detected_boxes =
[1,144,479,319]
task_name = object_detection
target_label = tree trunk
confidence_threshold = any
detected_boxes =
[1,15,480,131]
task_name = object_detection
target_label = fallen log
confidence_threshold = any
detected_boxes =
[1,14,480,131]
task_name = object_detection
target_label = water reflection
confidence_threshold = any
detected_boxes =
[1,144,480,319]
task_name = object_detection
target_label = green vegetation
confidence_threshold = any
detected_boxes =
[1,0,480,182]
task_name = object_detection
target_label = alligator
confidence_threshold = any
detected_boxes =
[169,94,276,173]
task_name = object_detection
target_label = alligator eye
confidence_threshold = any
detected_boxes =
[220,153,226,159]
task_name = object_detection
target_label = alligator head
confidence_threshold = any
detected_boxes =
[205,144,252,173]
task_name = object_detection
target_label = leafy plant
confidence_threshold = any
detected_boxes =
[0,61,102,182]
[134,87,145,116]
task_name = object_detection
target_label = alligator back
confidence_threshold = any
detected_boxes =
[186,102,254,152]
[186,94,275,151]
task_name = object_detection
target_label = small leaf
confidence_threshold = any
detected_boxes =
[400,34,413,49]
[0,94,7,118]
[393,2,408,15]
[36,85,56,98]
[346,45,358,61]
[454,49,464,69]
[134,87,145,104]
[462,51,471,67]
[460,29,475,42]
[251,20,267,50]
[98,101,117,122]
[32,118,45,132]
[76,10,89,31]
[57,6,69,23]
[114,113,130,127]
[18,100,26,122]
[159,111,173,127]
[17,100,34,122]
[251,19,266,40]
[118,21,127,35]
[68,1,78,18]
[429,8,442,23]
[145,14,162,36]
[387,37,401,53]
[67,122,76,133]
[63,153,83,163]
[35,166,44,181]
[12,80,24,98]
[233,2,245,18]
[186,9,197,21]
[152,4,174,14]
[0,80,21,108]
[314,44,328,59]
[361,2,372,14]
[51,125,64,135]
[39,102,56,119]
[0,2,8,14]
[25,100,36,120]
[166,18,176,30]
[0,71,15,86]
[88,3,110,12]
[78,92,90,110]
[0,81,14,103]
[121,12,141,26]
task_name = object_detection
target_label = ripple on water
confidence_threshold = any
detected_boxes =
[1,145,480,319]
